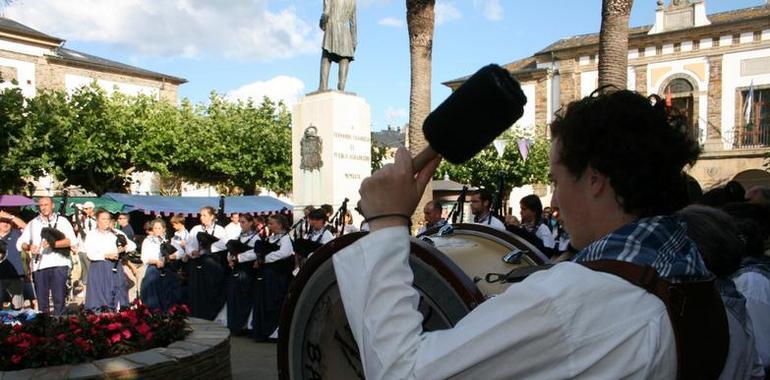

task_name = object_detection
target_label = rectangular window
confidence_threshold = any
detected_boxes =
[736,87,770,148]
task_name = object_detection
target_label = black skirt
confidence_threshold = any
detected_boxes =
[226,261,256,334]
[252,257,293,340]
[141,265,182,312]
[186,254,226,320]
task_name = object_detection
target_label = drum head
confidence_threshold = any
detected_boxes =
[277,232,485,380]
[419,223,549,295]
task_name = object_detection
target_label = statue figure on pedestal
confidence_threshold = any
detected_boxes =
[318,0,357,92]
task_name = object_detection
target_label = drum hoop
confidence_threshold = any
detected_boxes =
[277,231,486,380]
[422,223,550,265]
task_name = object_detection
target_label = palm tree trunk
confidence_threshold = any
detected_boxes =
[406,0,435,229]
[597,0,634,91]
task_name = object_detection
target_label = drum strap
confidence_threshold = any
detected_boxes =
[581,260,728,380]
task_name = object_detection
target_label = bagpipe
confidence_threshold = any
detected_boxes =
[330,198,349,237]
[226,238,254,278]
[448,186,468,224]
[291,235,324,259]
[111,229,129,273]
[36,190,70,263]
[253,236,294,277]
[159,239,180,277]
[194,230,220,270]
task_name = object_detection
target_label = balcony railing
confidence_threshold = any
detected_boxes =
[734,125,770,149]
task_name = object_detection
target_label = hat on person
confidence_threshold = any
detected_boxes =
[308,208,327,221]
[82,201,95,209]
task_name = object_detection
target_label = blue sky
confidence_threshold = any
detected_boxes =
[3,0,763,131]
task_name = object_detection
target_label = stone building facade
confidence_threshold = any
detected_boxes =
[445,1,770,191]
[0,17,185,102]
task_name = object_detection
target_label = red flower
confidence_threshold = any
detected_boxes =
[11,354,22,364]
[136,323,150,335]
[16,340,30,350]
[12,324,22,332]
[107,322,122,331]
[121,329,132,339]
[110,333,122,344]
[57,333,67,341]
[144,332,153,341]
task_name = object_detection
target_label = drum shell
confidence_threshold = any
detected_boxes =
[277,226,549,380]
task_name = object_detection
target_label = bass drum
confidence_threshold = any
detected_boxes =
[419,223,550,295]
[277,226,548,380]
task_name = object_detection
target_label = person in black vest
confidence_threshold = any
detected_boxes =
[332,90,728,378]
[252,214,293,342]
[184,206,227,320]
[140,218,181,312]
[0,211,26,310]
[226,213,259,335]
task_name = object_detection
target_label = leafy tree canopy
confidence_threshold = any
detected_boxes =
[0,83,292,195]
[433,127,550,199]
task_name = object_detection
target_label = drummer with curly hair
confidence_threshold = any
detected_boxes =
[333,90,730,379]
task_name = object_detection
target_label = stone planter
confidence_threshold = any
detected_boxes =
[1,318,231,380]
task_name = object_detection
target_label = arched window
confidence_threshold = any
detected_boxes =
[665,78,694,94]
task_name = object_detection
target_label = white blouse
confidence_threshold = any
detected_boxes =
[84,228,136,261]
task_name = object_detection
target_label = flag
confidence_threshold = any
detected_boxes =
[665,86,672,108]
[517,138,530,161]
[744,81,754,129]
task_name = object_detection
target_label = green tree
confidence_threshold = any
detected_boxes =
[371,142,387,173]
[174,93,292,195]
[434,128,550,200]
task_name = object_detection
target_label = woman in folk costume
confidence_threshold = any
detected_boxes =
[225,214,260,335]
[140,218,182,312]
[252,214,294,342]
[185,206,228,320]
[84,209,136,310]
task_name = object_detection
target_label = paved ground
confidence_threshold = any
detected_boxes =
[230,335,279,379]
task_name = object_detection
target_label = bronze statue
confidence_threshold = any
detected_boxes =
[319,0,357,92]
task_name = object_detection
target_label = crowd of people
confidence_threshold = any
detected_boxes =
[0,199,361,343]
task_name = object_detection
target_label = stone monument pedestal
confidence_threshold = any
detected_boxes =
[292,91,371,220]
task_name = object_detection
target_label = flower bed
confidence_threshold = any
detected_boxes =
[0,302,191,371]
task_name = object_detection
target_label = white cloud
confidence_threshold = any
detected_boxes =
[3,0,319,61]
[474,0,503,21]
[435,1,462,26]
[227,75,306,109]
[378,17,404,28]
[385,106,407,126]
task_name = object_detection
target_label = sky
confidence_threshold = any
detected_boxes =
[2,0,764,131]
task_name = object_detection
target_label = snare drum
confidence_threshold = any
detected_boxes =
[277,226,548,380]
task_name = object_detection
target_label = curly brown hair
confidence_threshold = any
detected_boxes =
[550,89,700,217]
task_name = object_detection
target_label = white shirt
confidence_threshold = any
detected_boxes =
[140,236,163,265]
[264,233,293,263]
[304,228,334,245]
[186,224,228,255]
[734,271,770,370]
[333,226,676,380]
[16,214,76,271]
[534,223,556,249]
[171,228,189,258]
[84,228,136,261]
[473,212,506,230]
[224,222,242,241]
